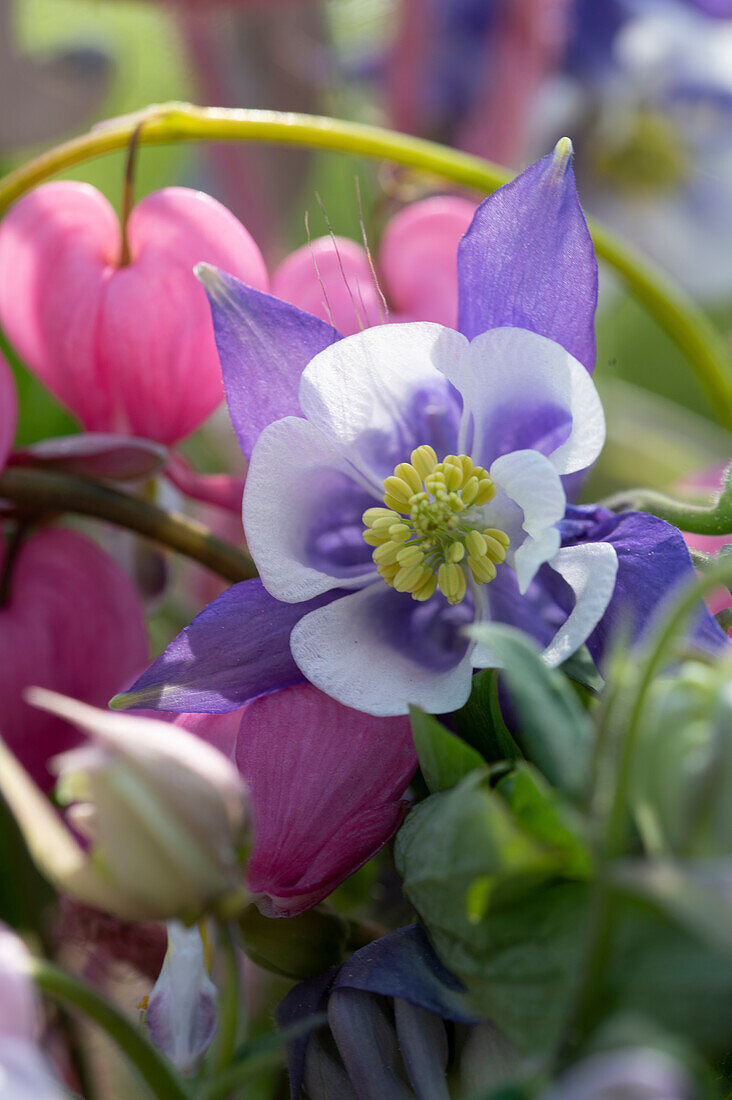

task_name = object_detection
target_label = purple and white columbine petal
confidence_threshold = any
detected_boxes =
[242,320,611,715]
[118,138,727,720]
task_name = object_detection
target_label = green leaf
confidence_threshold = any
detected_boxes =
[560,645,605,696]
[409,706,486,793]
[465,624,593,799]
[238,903,349,980]
[395,773,592,1050]
[454,669,521,763]
[496,765,592,879]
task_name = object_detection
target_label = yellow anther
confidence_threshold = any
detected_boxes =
[363,530,388,547]
[394,563,429,592]
[447,541,465,563]
[367,445,509,605]
[468,556,497,584]
[373,540,401,566]
[371,514,399,531]
[383,476,413,504]
[461,476,480,505]
[363,507,398,526]
[482,533,507,563]
[396,545,424,567]
[410,445,437,479]
[438,562,466,605]
[413,574,438,602]
[474,479,497,506]
[389,523,412,542]
[484,528,510,549]
[395,463,423,495]
[384,493,409,513]
[465,530,487,558]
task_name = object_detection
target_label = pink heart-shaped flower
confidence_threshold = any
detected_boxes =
[0,183,268,445]
[0,526,148,788]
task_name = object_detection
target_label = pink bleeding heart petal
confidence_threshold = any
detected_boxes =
[0,183,268,445]
[10,433,167,480]
[0,527,148,789]
[178,683,417,916]
[272,236,383,336]
[378,196,477,327]
[0,355,16,472]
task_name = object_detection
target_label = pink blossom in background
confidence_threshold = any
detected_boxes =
[0,353,16,472]
[0,183,268,445]
[179,683,417,916]
[271,195,476,336]
[0,527,148,788]
[681,464,732,622]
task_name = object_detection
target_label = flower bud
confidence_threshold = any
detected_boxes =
[145,922,218,1075]
[0,691,249,922]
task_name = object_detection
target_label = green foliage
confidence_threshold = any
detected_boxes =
[238,903,349,980]
[466,624,594,799]
[454,668,521,763]
[409,705,486,794]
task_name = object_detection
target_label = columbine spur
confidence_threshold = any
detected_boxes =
[118,138,727,719]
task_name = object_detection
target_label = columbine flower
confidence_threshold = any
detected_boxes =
[145,922,218,1075]
[271,195,476,334]
[178,682,416,915]
[0,183,267,444]
[0,691,249,922]
[117,139,726,720]
[0,923,66,1099]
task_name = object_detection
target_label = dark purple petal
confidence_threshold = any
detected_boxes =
[328,990,414,1100]
[331,925,478,1023]
[9,433,167,480]
[196,264,341,459]
[457,142,598,372]
[567,510,730,661]
[393,997,450,1100]
[112,580,340,712]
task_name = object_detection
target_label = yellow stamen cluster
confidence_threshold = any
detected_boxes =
[362,444,510,606]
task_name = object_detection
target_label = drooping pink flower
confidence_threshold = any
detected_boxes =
[179,683,417,916]
[0,353,16,472]
[271,195,476,336]
[0,526,148,788]
[0,183,268,444]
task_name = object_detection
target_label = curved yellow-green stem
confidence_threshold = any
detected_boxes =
[0,103,730,427]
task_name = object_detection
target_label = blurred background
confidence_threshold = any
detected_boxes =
[3,0,731,633]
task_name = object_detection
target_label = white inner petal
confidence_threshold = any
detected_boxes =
[542,543,619,666]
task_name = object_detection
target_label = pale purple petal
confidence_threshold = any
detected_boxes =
[146,922,218,1074]
[298,323,465,486]
[443,328,604,474]
[243,416,378,602]
[457,140,598,372]
[290,583,474,716]
[114,580,340,713]
[197,264,341,459]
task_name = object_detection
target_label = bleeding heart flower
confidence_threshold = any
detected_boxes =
[0,526,148,788]
[0,183,268,444]
[178,682,416,916]
[0,354,16,472]
[271,195,476,335]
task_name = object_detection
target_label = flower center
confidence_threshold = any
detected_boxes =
[362,445,510,606]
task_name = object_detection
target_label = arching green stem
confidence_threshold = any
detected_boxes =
[604,463,732,536]
[32,958,192,1100]
[0,104,729,425]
